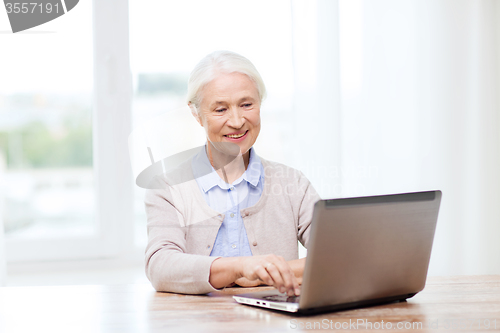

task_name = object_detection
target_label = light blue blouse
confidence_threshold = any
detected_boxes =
[191,145,264,257]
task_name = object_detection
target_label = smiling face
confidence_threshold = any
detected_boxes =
[193,72,261,164]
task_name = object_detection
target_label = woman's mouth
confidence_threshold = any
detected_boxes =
[224,130,248,141]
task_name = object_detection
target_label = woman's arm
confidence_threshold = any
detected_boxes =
[145,177,222,294]
[209,255,303,296]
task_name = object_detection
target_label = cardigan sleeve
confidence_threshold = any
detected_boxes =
[144,176,220,294]
[295,171,321,249]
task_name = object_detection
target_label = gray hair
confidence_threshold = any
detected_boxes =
[186,50,267,114]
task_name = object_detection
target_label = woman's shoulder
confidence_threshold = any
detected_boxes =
[259,156,306,182]
[258,156,319,203]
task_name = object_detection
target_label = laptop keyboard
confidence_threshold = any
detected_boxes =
[262,295,300,303]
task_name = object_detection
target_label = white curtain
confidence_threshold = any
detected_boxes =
[292,0,500,275]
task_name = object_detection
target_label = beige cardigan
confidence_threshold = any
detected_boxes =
[144,157,320,294]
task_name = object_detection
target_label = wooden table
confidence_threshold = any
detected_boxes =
[0,276,499,332]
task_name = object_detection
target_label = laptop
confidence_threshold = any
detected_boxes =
[233,190,442,315]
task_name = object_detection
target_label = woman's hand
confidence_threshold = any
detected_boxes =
[209,254,301,296]
[234,257,306,287]
[233,277,263,287]
[237,255,300,296]
[287,257,306,285]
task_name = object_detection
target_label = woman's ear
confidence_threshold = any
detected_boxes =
[189,103,203,127]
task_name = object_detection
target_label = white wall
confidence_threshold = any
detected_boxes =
[413,0,500,275]
[297,0,500,276]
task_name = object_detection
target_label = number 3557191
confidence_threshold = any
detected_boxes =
[5,2,60,14]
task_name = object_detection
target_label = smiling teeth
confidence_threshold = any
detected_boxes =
[226,132,245,138]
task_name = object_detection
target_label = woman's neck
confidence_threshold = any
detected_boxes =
[207,144,250,184]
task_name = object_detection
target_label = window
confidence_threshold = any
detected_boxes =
[2,0,135,262]
[0,1,96,261]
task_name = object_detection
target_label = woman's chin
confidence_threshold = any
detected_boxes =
[222,135,254,155]
[209,141,240,155]
[207,141,241,169]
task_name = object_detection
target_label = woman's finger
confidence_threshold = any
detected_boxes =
[264,262,286,293]
[234,277,262,287]
[254,264,274,286]
[277,262,298,296]
[269,258,298,296]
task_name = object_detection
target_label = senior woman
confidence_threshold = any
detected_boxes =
[145,50,320,296]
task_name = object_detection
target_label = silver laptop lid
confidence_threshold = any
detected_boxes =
[299,190,441,310]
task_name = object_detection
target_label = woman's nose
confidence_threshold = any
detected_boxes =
[227,108,244,128]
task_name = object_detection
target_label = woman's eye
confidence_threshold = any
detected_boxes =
[242,103,252,108]
[215,108,226,112]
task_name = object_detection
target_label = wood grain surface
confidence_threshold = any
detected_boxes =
[0,275,499,332]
